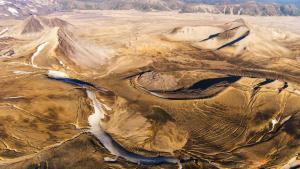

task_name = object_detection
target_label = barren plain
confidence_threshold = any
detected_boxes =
[0,10,299,169]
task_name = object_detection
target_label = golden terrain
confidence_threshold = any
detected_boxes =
[0,10,299,168]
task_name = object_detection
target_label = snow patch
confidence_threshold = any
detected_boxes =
[282,156,300,169]
[270,119,278,131]
[0,28,8,36]
[0,0,7,5]
[47,70,69,78]
[58,60,71,69]
[103,103,112,111]
[280,115,292,125]
[13,70,32,75]
[237,8,243,15]
[29,8,38,13]
[7,7,19,16]
[31,42,49,68]
[3,96,25,99]
[87,90,106,125]
[86,90,118,155]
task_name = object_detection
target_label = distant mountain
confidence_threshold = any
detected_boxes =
[181,1,300,16]
[182,0,248,4]
[259,0,300,8]
[183,0,300,6]
[0,0,299,19]
[0,0,58,19]
[56,0,300,15]
[56,0,184,11]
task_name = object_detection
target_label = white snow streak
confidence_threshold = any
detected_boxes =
[270,119,278,131]
[31,42,48,68]
[13,70,32,75]
[7,7,18,16]
[0,0,7,5]
[0,28,8,36]
[47,70,69,78]
[86,90,119,155]
[282,156,300,169]
[280,115,292,125]
[3,96,25,99]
